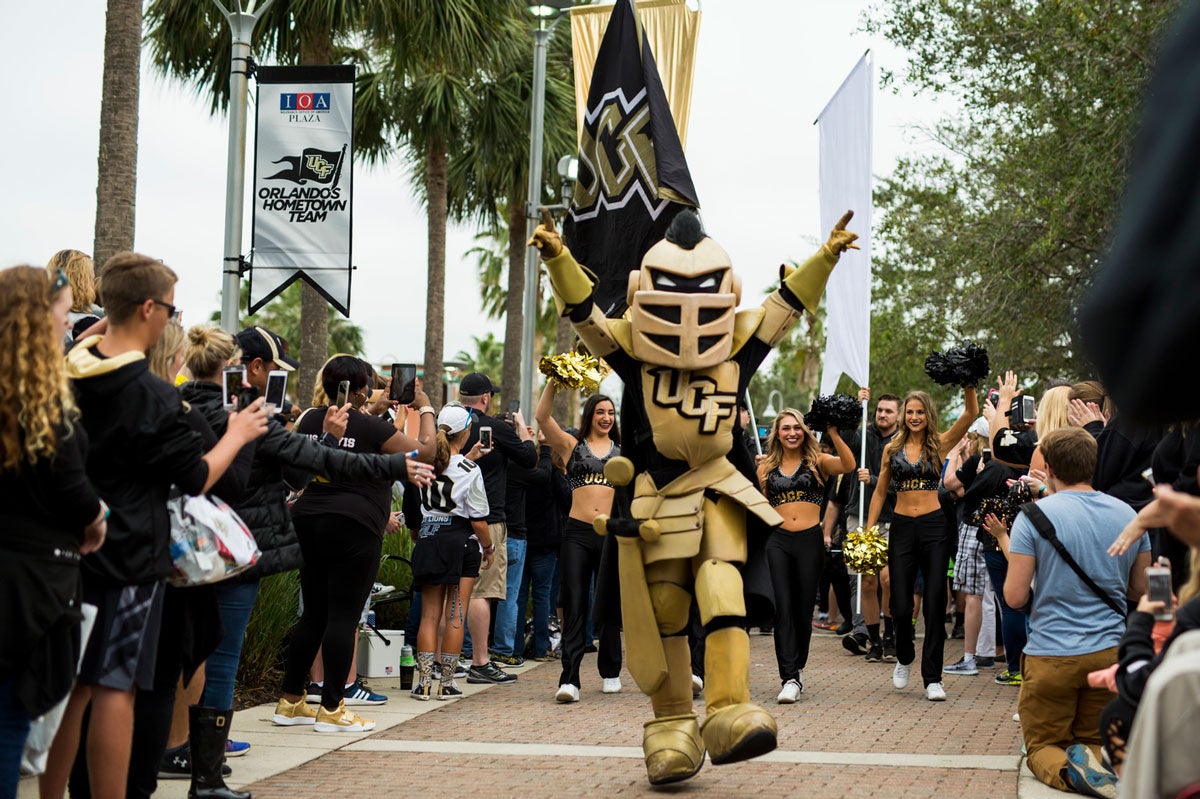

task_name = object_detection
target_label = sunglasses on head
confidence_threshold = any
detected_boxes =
[51,268,69,294]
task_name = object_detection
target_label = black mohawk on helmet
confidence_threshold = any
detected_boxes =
[663,210,706,250]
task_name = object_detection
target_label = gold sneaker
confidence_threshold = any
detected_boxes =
[271,696,317,726]
[313,700,376,733]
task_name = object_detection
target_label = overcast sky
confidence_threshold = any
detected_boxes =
[3,0,944,368]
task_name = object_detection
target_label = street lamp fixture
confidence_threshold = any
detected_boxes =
[763,390,784,419]
[527,0,573,21]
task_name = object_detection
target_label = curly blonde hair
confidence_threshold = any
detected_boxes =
[760,408,823,487]
[47,249,96,312]
[0,266,77,471]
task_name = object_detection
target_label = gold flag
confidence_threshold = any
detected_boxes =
[570,0,701,150]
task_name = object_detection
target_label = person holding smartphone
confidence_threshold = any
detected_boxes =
[455,373,537,685]
[277,356,435,731]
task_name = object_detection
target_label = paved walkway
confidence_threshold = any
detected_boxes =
[20,631,1062,798]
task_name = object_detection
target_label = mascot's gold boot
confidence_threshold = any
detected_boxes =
[643,636,705,785]
[700,627,777,765]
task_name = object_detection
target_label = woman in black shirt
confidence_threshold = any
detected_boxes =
[0,266,106,796]
[275,356,434,733]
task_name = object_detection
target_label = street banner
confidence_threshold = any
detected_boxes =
[817,52,873,395]
[570,0,701,149]
[250,65,354,315]
[564,0,700,317]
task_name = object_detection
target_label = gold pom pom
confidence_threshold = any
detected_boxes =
[539,351,605,395]
[843,526,889,575]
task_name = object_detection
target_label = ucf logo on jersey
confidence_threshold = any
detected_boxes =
[647,366,737,434]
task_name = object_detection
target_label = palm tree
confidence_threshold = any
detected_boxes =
[454,333,505,384]
[211,281,365,360]
[374,0,530,407]
[443,20,575,405]
[93,0,142,268]
[145,0,392,402]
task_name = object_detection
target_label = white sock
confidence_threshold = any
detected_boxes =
[312,680,324,687]
[963,653,976,664]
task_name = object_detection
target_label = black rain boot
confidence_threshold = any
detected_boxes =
[188,706,251,799]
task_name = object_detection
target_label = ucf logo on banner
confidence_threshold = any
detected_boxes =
[250,65,354,315]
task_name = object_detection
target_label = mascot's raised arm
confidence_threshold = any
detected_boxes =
[529,208,857,786]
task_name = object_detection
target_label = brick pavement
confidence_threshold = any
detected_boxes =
[244,627,1028,798]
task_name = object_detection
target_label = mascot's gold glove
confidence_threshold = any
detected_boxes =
[823,209,860,257]
[527,207,564,259]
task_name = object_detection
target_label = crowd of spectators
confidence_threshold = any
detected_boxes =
[5,247,1200,799]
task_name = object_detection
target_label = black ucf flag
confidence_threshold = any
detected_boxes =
[564,0,699,317]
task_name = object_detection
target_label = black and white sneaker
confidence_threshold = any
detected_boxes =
[467,661,518,684]
[842,632,869,656]
[158,743,191,780]
[343,679,388,705]
[437,681,464,700]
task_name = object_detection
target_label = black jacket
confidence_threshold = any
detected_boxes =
[464,411,537,524]
[68,344,209,587]
[1085,416,1160,511]
[180,381,416,580]
[517,445,566,549]
[1115,597,1200,708]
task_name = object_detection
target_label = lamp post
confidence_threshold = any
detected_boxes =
[518,0,573,418]
[214,0,276,333]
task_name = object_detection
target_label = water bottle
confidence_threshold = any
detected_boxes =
[400,644,415,689]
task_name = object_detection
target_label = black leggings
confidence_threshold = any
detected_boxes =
[888,510,951,686]
[766,524,825,683]
[558,518,621,687]
[820,540,852,622]
[283,513,382,710]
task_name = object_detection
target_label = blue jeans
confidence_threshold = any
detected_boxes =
[0,677,29,799]
[492,537,528,656]
[983,550,1027,674]
[516,546,558,657]
[201,579,260,709]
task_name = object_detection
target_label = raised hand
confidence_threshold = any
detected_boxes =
[528,207,563,259]
[824,210,860,255]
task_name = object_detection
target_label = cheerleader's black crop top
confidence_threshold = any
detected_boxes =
[567,440,620,491]
[764,464,824,507]
[890,448,942,492]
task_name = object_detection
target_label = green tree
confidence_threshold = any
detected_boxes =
[146,0,393,402]
[372,1,530,408]
[863,0,1177,398]
[93,0,142,267]
[211,281,365,367]
[454,333,505,383]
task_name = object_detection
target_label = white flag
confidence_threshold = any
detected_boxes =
[816,53,873,395]
[251,65,355,316]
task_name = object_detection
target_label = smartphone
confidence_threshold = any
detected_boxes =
[264,370,288,414]
[987,389,1001,408]
[506,399,520,421]
[238,384,260,411]
[335,380,350,408]
[390,363,417,404]
[222,365,245,411]
[1147,562,1174,621]
[479,426,493,450]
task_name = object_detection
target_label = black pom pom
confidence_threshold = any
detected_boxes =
[924,340,990,387]
[807,393,862,433]
[664,210,706,250]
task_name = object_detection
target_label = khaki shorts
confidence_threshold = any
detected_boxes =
[471,522,508,600]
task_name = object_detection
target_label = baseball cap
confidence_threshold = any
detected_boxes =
[459,372,500,396]
[236,326,298,371]
[437,404,472,435]
[993,427,1037,467]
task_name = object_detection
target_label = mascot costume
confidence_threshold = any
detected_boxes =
[530,207,858,785]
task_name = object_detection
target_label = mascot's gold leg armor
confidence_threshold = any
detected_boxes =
[532,208,857,785]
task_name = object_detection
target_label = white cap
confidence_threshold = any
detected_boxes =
[437,405,472,435]
[969,417,990,438]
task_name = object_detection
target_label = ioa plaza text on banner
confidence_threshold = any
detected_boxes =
[250,64,354,316]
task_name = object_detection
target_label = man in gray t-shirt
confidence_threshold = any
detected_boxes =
[1001,428,1150,796]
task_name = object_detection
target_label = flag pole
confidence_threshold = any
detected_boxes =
[855,394,867,616]
[744,393,763,456]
